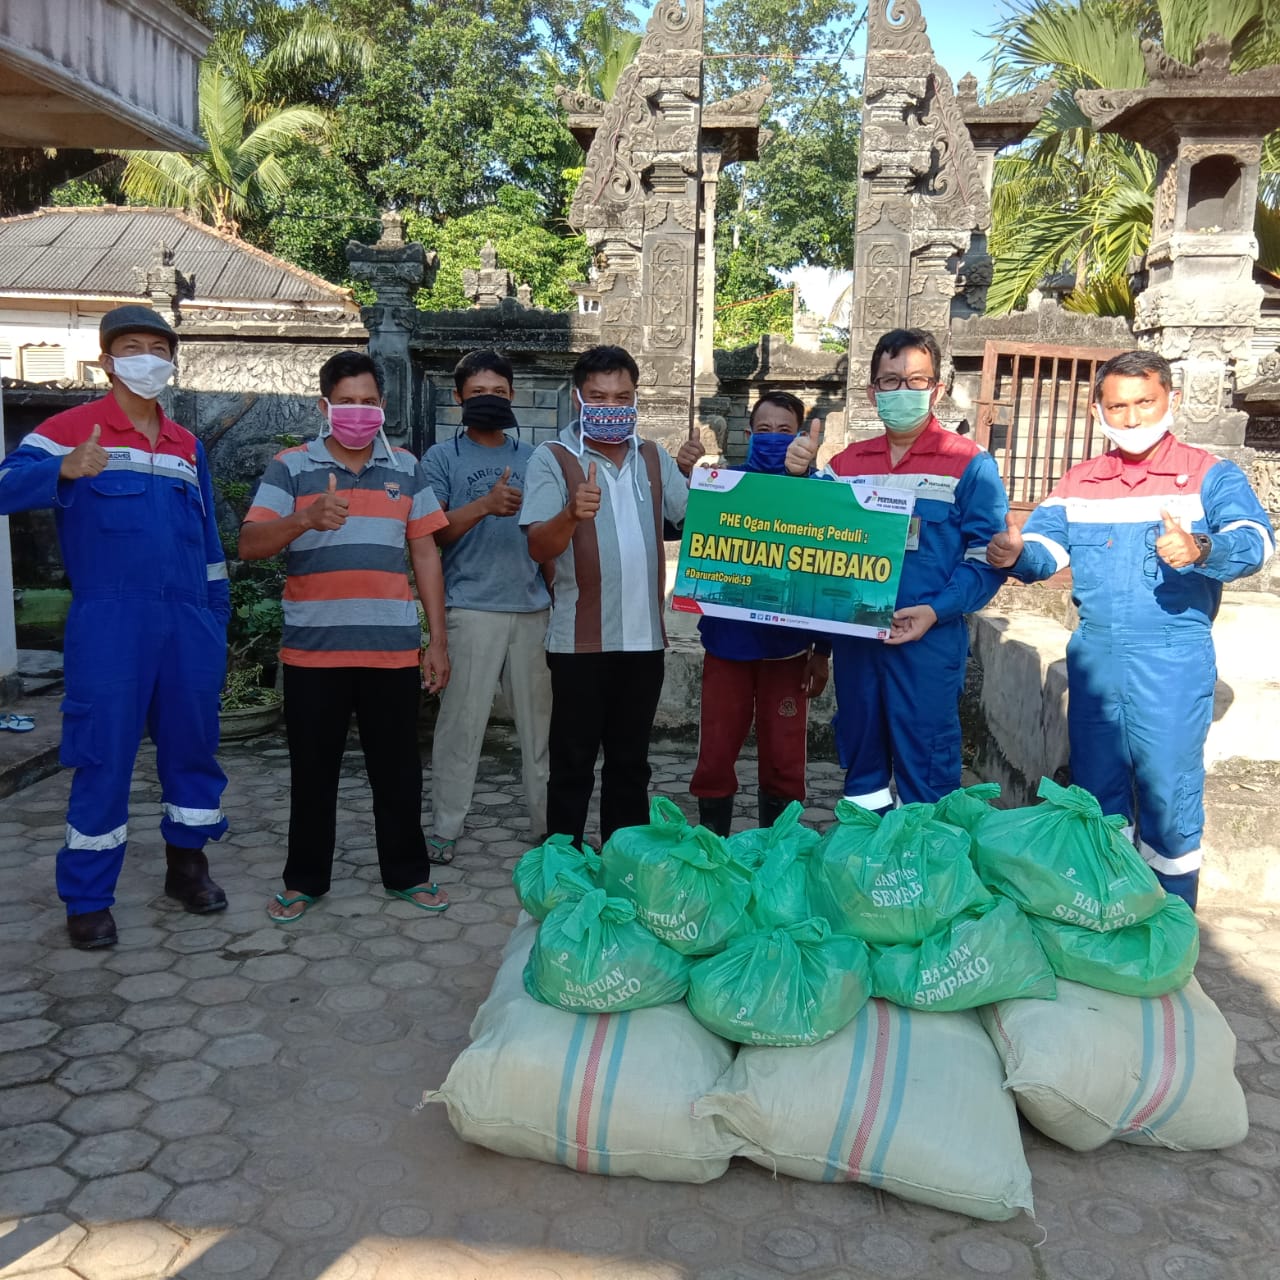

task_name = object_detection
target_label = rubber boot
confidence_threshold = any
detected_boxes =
[697,796,734,838]
[164,844,228,914]
[67,908,117,949]
[757,790,791,830]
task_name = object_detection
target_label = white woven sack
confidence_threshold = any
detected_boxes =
[695,998,1033,1221]
[980,976,1248,1151]
[425,918,742,1182]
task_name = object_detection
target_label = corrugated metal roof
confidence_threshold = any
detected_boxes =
[0,207,352,306]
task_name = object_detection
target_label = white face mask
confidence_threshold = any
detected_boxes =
[109,352,176,399]
[1099,406,1173,456]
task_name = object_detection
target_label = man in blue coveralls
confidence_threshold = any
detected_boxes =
[0,306,230,948]
[785,328,1009,810]
[987,350,1274,909]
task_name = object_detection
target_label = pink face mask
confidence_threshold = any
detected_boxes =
[325,402,384,448]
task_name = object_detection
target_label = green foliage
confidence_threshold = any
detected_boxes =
[407,187,589,311]
[539,7,642,101]
[256,147,380,283]
[986,0,1280,315]
[714,287,794,350]
[119,61,330,233]
[49,179,108,207]
[332,1,582,221]
[704,0,862,346]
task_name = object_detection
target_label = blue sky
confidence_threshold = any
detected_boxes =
[922,0,1010,87]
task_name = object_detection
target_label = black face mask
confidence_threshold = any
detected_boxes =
[461,394,517,431]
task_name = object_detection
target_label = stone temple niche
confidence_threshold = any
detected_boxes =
[1078,34,1280,448]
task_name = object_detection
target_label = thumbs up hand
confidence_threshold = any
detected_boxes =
[785,418,822,475]
[307,471,350,531]
[676,420,704,477]
[570,461,602,522]
[986,511,1025,569]
[1155,507,1198,568]
[485,465,522,517]
[60,424,109,480]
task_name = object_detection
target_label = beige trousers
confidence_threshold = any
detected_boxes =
[429,607,551,841]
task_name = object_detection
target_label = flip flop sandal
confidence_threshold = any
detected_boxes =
[0,714,35,732]
[427,836,457,865]
[268,892,315,923]
[386,883,450,913]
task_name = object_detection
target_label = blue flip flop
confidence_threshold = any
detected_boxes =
[0,714,34,733]
[386,883,449,913]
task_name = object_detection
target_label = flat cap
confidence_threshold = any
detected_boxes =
[99,305,178,352]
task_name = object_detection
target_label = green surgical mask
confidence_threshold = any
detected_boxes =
[874,388,933,434]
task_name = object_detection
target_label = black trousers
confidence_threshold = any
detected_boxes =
[545,650,665,850]
[282,664,430,897]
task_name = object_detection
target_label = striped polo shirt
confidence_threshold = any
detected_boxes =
[244,435,447,668]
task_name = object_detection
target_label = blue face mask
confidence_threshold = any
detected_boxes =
[745,431,794,473]
[874,388,933,434]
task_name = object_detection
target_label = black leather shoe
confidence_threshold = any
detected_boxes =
[164,844,228,913]
[67,908,117,949]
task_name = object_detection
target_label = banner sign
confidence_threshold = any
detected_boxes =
[671,470,914,639]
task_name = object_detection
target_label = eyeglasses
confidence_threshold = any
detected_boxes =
[871,375,937,392]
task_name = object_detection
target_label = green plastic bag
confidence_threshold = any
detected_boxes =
[686,918,872,1046]
[807,800,991,945]
[932,783,1001,835]
[1026,895,1199,997]
[601,797,752,955]
[513,834,601,921]
[727,801,819,930]
[972,778,1165,932]
[524,887,691,1012]
[870,897,1057,1011]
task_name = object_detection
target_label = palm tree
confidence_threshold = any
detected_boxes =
[119,62,328,235]
[117,3,372,237]
[985,0,1280,316]
[540,8,642,102]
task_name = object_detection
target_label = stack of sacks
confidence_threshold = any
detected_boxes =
[600,797,752,955]
[981,976,1248,1151]
[696,997,1034,1220]
[423,917,744,1182]
[970,778,1198,997]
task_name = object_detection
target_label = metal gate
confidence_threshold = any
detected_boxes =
[974,339,1128,514]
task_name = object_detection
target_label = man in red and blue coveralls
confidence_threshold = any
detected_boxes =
[987,350,1274,910]
[785,327,1009,810]
[0,305,230,948]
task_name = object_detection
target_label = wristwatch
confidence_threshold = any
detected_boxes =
[1192,533,1212,565]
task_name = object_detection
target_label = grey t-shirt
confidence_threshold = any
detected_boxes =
[422,431,551,613]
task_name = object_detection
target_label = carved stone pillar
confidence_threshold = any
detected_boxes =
[346,212,438,445]
[695,145,722,384]
[135,243,192,329]
[846,0,992,445]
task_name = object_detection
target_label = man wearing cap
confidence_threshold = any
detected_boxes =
[0,305,231,948]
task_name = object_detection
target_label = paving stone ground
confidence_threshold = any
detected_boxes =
[1,727,1279,1280]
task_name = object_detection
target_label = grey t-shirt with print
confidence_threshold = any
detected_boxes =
[422,431,551,613]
